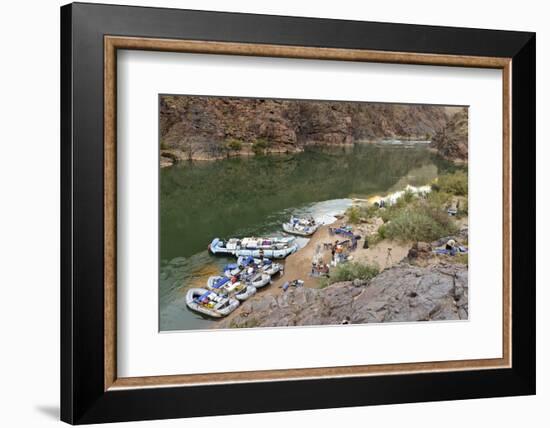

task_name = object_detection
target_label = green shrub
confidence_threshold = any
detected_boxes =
[379,209,391,223]
[457,197,468,217]
[436,171,468,196]
[252,138,271,155]
[363,205,380,218]
[402,188,415,204]
[318,277,331,288]
[346,203,384,224]
[379,202,405,223]
[377,224,388,239]
[367,231,384,246]
[377,204,457,242]
[454,253,468,265]
[391,194,408,210]
[346,206,361,224]
[325,262,380,286]
[426,190,453,209]
[225,138,243,152]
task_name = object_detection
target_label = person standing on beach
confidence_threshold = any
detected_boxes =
[363,237,369,249]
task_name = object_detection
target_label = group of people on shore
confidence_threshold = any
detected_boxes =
[310,226,364,278]
[330,240,348,264]
[327,232,361,264]
[311,261,330,277]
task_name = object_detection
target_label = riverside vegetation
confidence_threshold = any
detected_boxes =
[222,170,468,328]
[346,170,467,242]
[221,170,469,329]
[316,170,468,287]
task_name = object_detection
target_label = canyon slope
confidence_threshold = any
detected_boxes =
[160,95,466,161]
[431,108,468,161]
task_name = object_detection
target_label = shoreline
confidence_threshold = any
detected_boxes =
[210,180,469,328]
[161,145,305,166]
[160,139,444,167]
[213,217,412,328]
[159,158,469,330]
[216,213,469,329]
[426,147,468,165]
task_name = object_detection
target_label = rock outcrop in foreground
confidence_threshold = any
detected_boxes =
[220,262,468,328]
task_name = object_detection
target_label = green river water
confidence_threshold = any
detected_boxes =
[159,144,456,331]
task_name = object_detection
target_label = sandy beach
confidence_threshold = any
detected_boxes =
[276,220,410,289]
[216,218,411,327]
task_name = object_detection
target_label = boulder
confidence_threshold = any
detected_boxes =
[219,261,468,328]
[407,242,433,260]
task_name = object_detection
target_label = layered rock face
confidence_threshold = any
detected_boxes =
[431,108,469,161]
[220,262,468,328]
[160,96,452,156]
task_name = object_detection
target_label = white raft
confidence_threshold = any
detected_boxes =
[206,276,257,301]
[222,263,242,278]
[237,256,282,276]
[241,272,271,289]
[185,288,239,318]
[234,286,257,301]
[209,236,297,259]
[282,216,320,236]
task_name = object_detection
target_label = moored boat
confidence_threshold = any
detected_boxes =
[222,262,242,278]
[185,288,239,318]
[282,216,320,236]
[207,275,234,291]
[234,285,257,301]
[209,236,297,259]
[241,272,271,289]
[237,255,282,276]
[261,261,282,276]
[207,275,258,301]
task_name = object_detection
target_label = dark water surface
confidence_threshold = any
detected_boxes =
[160,144,455,331]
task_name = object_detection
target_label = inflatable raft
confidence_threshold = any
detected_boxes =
[222,263,242,278]
[185,288,239,318]
[207,275,258,301]
[234,285,257,301]
[282,216,320,236]
[237,256,282,276]
[241,272,271,289]
[209,236,297,259]
[206,275,257,300]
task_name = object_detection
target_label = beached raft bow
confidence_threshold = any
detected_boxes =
[185,288,240,318]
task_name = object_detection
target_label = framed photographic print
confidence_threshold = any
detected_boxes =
[60,2,536,424]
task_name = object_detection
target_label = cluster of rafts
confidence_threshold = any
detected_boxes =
[186,216,320,318]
